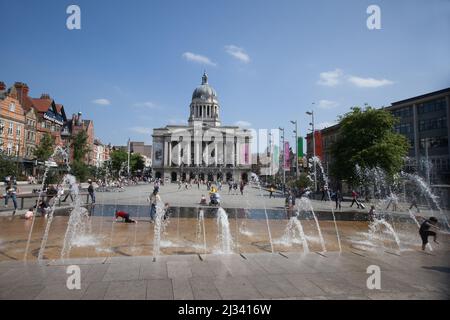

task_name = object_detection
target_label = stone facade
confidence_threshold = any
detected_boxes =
[152,73,252,182]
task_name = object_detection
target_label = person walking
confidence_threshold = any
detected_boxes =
[228,181,233,194]
[61,183,74,202]
[148,189,161,222]
[4,181,19,215]
[335,189,342,210]
[239,181,245,195]
[269,185,275,198]
[87,179,96,204]
[350,190,363,209]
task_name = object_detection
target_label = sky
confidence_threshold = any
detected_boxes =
[0,0,449,151]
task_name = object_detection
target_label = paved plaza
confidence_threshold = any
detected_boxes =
[1,183,449,300]
[0,249,449,300]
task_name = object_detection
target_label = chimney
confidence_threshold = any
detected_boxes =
[40,93,51,100]
[13,82,29,106]
[0,81,5,91]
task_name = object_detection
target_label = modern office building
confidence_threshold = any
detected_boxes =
[387,88,450,184]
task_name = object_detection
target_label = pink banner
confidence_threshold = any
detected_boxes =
[284,141,290,170]
[239,143,250,165]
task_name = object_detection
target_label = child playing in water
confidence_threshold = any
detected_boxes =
[419,217,439,250]
[114,210,137,223]
[24,207,34,220]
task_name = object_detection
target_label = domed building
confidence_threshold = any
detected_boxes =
[152,72,252,183]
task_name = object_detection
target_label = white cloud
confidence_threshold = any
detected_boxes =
[130,127,152,135]
[317,100,339,109]
[92,98,111,105]
[133,101,157,109]
[316,122,336,130]
[234,120,252,128]
[182,52,217,66]
[347,76,394,88]
[317,69,343,87]
[225,45,250,63]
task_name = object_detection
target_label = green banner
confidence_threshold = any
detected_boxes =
[297,137,304,158]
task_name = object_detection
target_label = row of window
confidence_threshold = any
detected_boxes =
[392,106,413,118]
[0,142,20,156]
[419,136,448,149]
[41,120,60,131]
[0,120,22,137]
[419,117,447,132]
[417,98,447,114]
[394,122,412,134]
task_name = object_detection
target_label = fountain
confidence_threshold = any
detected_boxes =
[368,218,402,251]
[297,196,326,252]
[278,215,309,253]
[402,172,449,230]
[24,146,70,262]
[195,209,207,254]
[251,173,274,253]
[215,207,234,254]
[61,174,91,259]
[152,201,165,260]
[312,156,342,252]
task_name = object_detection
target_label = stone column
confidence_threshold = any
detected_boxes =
[168,141,172,167]
[164,139,169,166]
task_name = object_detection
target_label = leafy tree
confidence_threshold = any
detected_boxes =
[72,131,91,162]
[34,133,55,161]
[330,106,409,185]
[288,173,313,189]
[110,149,128,176]
[131,153,145,173]
[71,160,89,182]
[0,152,19,180]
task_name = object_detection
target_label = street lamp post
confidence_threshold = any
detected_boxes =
[306,108,317,192]
[290,120,299,178]
[127,138,131,177]
[279,127,285,191]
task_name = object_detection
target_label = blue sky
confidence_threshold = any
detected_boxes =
[1,0,449,149]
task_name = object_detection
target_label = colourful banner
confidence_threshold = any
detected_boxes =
[284,141,290,171]
[239,143,250,165]
[297,137,304,159]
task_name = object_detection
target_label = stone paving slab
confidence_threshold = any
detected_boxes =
[1,250,449,300]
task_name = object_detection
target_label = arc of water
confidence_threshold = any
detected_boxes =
[403,172,449,230]
[60,175,85,259]
[24,146,70,262]
[313,157,342,252]
[152,200,165,259]
[369,218,401,251]
[305,199,327,252]
[253,174,274,254]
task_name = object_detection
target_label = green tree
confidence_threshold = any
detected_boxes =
[34,133,55,161]
[330,106,409,185]
[110,149,128,176]
[0,152,19,179]
[72,131,91,162]
[131,153,145,174]
[288,173,313,189]
[71,160,89,182]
